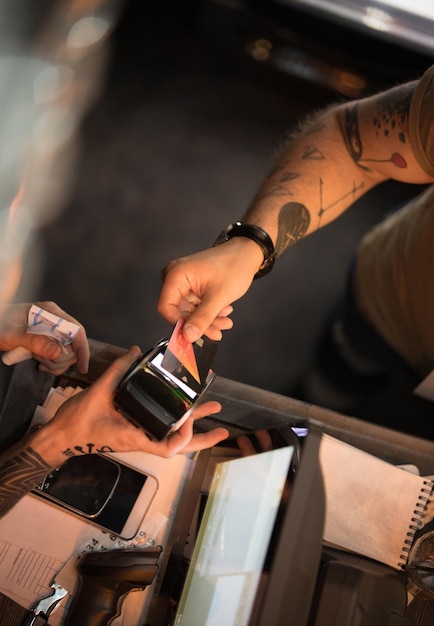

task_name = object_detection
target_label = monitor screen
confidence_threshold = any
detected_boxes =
[149,422,325,626]
[174,445,294,625]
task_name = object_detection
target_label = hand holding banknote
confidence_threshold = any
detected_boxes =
[0,302,90,374]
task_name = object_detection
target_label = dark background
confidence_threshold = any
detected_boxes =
[23,0,434,434]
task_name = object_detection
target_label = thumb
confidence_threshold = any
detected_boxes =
[182,298,228,342]
[93,346,142,395]
[1,333,62,360]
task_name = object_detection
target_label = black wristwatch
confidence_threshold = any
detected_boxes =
[213,221,276,278]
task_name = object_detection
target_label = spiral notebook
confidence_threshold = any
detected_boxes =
[320,434,434,570]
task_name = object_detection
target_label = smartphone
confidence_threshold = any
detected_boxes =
[32,454,158,539]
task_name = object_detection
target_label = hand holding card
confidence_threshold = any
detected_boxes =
[161,318,218,394]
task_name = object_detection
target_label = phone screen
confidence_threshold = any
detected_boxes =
[36,455,120,517]
[95,458,150,534]
[33,454,157,538]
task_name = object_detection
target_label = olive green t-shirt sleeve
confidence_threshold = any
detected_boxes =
[409,65,434,177]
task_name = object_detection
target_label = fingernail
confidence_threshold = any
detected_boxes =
[184,324,200,342]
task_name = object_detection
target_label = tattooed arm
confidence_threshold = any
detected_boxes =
[0,346,228,518]
[0,445,53,517]
[158,78,434,341]
[248,81,430,254]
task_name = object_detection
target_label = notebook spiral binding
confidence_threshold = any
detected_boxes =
[398,479,434,569]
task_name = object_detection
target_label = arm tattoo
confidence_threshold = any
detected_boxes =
[275,175,365,253]
[373,84,412,142]
[257,182,295,200]
[302,144,325,161]
[0,447,51,517]
[345,103,370,171]
[276,202,310,255]
[345,84,413,172]
[62,444,114,457]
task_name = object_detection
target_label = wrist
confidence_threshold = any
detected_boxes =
[29,422,67,468]
[213,221,276,278]
[221,236,264,270]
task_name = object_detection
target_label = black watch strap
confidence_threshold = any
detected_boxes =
[213,221,276,278]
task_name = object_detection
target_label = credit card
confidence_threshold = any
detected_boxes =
[161,318,218,394]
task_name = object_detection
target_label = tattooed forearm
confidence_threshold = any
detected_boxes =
[0,447,51,517]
